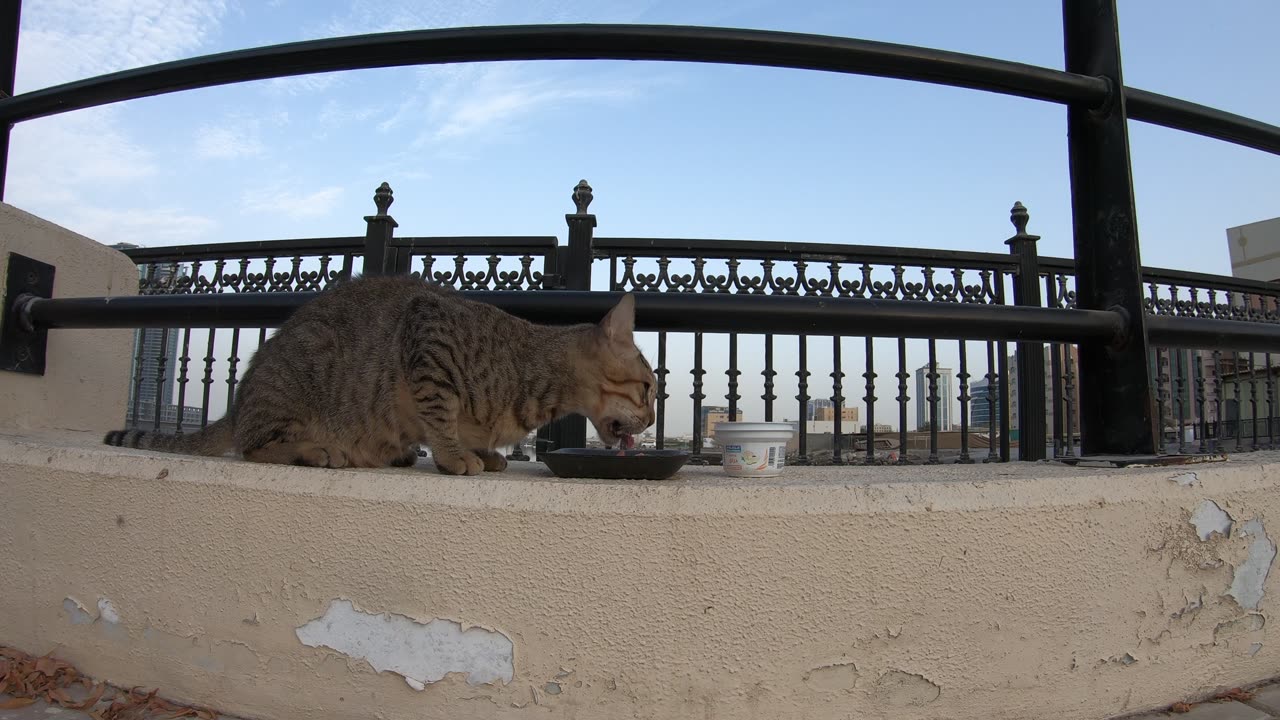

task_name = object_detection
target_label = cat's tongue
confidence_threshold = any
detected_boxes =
[619,434,636,450]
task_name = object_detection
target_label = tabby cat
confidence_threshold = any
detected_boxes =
[104,276,658,475]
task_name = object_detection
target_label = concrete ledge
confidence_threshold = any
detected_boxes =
[2,431,1279,719]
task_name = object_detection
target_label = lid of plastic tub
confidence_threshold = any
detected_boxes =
[712,421,796,434]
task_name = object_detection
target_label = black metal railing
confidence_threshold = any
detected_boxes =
[2,1,1279,467]
[38,180,1280,467]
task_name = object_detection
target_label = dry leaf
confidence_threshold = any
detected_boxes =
[0,696,38,709]
[1170,701,1194,713]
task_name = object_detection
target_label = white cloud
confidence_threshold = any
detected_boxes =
[242,185,345,219]
[8,108,157,191]
[17,0,230,92]
[55,206,219,247]
[9,0,230,245]
[193,112,287,159]
[263,73,344,97]
[195,125,265,159]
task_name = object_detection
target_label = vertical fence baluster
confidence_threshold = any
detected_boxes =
[995,272,1011,462]
[175,328,192,434]
[1195,352,1208,454]
[896,338,909,464]
[985,341,998,462]
[958,341,972,463]
[831,336,844,464]
[762,334,776,422]
[656,332,668,450]
[201,330,216,427]
[864,337,876,463]
[1251,351,1260,450]
[691,332,705,462]
[226,328,241,414]
[797,336,810,464]
[1267,351,1276,449]
[927,340,940,464]
[152,328,169,431]
[1049,343,1064,456]
[1211,349,1223,451]
[1235,351,1245,452]
[998,342,1011,462]
[1175,349,1187,454]
[1154,347,1167,452]
[1064,345,1078,457]
[727,334,740,424]
[1047,273,1065,457]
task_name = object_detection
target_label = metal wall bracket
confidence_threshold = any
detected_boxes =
[1,252,55,375]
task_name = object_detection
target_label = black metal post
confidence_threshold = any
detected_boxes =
[1063,0,1158,456]
[0,0,19,201]
[362,182,397,276]
[1006,201,1047,460]
[544,179,595,451]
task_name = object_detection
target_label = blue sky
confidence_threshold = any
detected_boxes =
[9,0,1279,438]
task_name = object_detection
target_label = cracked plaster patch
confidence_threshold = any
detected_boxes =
[1228,519,1276,610]
[295,599,514,689]
[1190,500,1233,541]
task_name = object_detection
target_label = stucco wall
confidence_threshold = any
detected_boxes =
[2,431,1278,719]
[0,204,137,432]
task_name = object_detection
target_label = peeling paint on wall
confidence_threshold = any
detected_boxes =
[873,670,940,707]
[1214,613,1265,643]
[96,598,120,624]
[1190,500,1233,541]
[63,597,94,625]
[1170,472,1199,487]
[295,599,514,689]
[1228,519,1276,610]
[803,662,859,692]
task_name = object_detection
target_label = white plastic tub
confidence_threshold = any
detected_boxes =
[713,422,795,478]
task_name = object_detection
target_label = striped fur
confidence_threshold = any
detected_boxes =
[102,276,657,475]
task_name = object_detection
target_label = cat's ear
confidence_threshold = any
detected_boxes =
[598,293,636,345]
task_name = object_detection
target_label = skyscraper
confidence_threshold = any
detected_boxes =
[914,363,954,431]
[112,246,184,421]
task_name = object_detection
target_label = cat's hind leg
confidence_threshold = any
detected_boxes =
[245,440,349,468]
[391,445,420,467]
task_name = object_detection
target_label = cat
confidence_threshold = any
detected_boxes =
[103,275,658,475]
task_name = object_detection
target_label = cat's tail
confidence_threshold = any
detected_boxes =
[103,417,235,457]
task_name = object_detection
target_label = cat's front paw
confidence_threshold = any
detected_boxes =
[433,449,484,476]
[476,450,508,472]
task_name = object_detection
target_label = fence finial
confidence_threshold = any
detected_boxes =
[1009,201,1030,236]
[571,179,593,214]
[373,182,394,217]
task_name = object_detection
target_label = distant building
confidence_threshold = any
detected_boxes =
[806,398,833,421]
[1226,216,1280,283]
[914,364,954,431]
[111,244,192,428]
[1007,346,1084,445]
[970,377,1000,431]
[700,406,744,440]
[812,405,858,423]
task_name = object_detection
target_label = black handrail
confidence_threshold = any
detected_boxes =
[15,290,1125,343]
[0,24,1276,155]
[0,25,1106,122]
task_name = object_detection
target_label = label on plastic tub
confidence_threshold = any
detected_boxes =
[723,443,785,474]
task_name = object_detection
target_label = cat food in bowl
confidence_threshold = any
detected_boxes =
[714,422,795,478]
